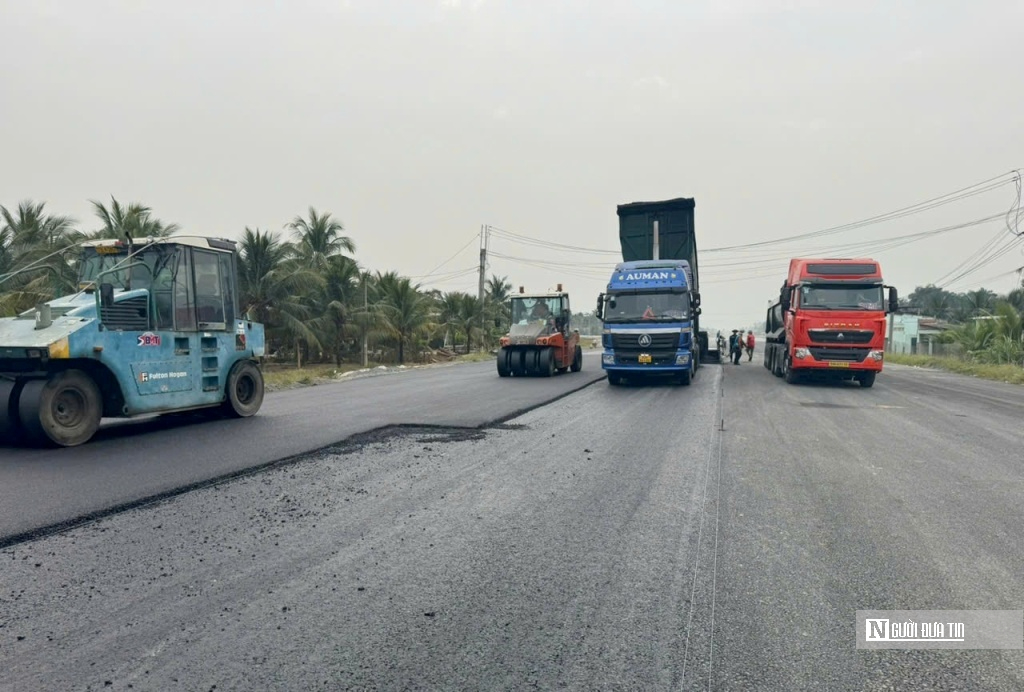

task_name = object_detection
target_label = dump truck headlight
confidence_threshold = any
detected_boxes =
[602,353,615,365]
[676,354,690,365]
[794,347,810,359]
[868,350,884,362]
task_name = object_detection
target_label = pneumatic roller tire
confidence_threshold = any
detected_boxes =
[19,370,102,448]
[526,349,540,377]
[0,379,24,444]
[539,347,554,377]
[497,347,511,377]
[570,345,582,373]
[223,360,265,417]
[510,350,524,377]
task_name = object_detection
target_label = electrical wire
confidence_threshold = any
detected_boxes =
[706,171,1018,252]
[413,232,481,281]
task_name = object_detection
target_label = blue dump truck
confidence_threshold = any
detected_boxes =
[596,197,716,386]
[0,235,266,447]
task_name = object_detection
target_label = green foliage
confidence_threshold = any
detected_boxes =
[886,353,1024,385]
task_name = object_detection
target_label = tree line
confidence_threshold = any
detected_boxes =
[902,284,1024,364]
[0,198,547,366]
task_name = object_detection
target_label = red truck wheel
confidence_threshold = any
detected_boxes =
[783,355,800,384]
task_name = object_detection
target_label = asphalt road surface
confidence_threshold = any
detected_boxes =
[0,353,604,543]
[3,358,1024,690]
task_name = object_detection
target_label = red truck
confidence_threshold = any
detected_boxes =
[763,258,898,388]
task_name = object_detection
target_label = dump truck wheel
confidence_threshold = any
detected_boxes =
[497,348,511,377]
[19,370,102,447]
[858,372,876,388]
[783,355,799,384]
[570,345,582,372]
[223,360,265,417]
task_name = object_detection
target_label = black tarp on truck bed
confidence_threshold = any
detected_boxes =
[616,197,698,293]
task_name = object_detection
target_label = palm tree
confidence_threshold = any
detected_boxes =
[964,288,997,318]
[0,201,79,314]
[485,273,513,340]
[237,227,324,366]
[287,206,356,273]
[89,196,179,240]
[485,274,512,304]
[920,290,954,320]
[374,271,431,364]
[457,293,483,352]
[316,255,363,365]
[1005,287,1024,315]
[437,291,465,348]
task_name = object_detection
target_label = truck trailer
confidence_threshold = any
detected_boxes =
[596,197,714,386]
[763,258,898,387]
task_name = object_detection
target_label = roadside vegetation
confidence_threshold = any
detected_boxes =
[1,198,600,373]
[896,285,1024,383]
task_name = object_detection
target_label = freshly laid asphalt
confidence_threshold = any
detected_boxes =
[0,353,604,543]
[2,355,1024,690]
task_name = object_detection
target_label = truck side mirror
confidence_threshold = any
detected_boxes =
[693,292,701,308]
[595,293,604,319]
[887,286,899,314]
[100,283,115,309]
[780,291,790,312]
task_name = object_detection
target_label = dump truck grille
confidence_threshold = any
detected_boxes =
[807,329,874,344]
[610,332,679,350]
[809,347,869,363]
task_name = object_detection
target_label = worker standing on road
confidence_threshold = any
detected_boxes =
[729,329,742,365]
[745,330,755,362]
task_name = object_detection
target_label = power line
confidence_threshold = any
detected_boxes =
[939,233,1024,289]
[483,170,1020,263]
[415,232,480,281]
[706,171,1018,252]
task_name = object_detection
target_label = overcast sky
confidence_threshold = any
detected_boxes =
[2,0,1022,330]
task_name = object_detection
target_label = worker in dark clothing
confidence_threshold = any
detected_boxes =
[728,329,742,365]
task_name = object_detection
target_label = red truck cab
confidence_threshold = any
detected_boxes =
[764,258,898,388]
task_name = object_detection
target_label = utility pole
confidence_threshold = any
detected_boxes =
[478,224,487,303]
[478,224,488,351]
[362,271,369,367]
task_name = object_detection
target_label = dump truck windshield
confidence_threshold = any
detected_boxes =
[604,292,689,323]
[799,284,883,310]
